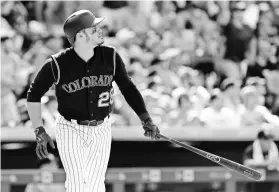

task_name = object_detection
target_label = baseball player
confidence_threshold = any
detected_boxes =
[26,10,160,192]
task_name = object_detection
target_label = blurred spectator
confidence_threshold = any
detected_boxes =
[244,129,279,170]
[178,66,197,91]
[221,2,255,63]
[24,153,65,192]
[200,89,239,128]
[243,129,279,192]
[167,88,200,126]
[110,83,141,126]
[263,70,279,117]
[246,39,277,78]
[240,86,279,127]
[99,1,129,32]
[264,70,279,95]
[1,16,12,31]
[245,77,267,96]
[35,1,68,33]
[221,79,242,111]
[1,1,28,26]
[122,1,152,34]
[216,2,255,81]
[150,1,177,33]
[1,1,278,128]
[1,28,21,127]
[190,86,210,117]
[142,89,167,126]
[3,1,32,54]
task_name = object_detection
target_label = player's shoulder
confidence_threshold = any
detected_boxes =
[99,44,118,58]
[47,47,73,67]
[100,44,116,51]
[51,47,72,59]
[100,44,116,49]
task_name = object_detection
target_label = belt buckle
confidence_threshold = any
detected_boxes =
[88,120,97,126]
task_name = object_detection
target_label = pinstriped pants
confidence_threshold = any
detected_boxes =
[55,114,112,192]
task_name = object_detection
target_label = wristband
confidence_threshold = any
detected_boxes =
[141,118,153,127]
[34,126,46,136]
[139,112,152,123]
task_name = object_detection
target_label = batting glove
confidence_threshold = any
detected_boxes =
[34,126,55,159]
[142,119,160,139]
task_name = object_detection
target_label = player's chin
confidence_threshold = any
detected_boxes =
[98,38,104,45]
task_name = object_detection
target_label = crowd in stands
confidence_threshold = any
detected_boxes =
[2,1,279,129]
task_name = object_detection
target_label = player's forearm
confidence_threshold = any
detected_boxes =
[26,102,44,129]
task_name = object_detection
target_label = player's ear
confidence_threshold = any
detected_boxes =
[76,31,84,41]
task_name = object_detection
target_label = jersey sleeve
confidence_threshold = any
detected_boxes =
[27,58,56,102]
[113,51,133,89]
[113,51,150,121]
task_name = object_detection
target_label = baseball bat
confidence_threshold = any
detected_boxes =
[157,133,262,181]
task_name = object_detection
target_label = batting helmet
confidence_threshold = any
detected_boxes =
[63,10,104,45]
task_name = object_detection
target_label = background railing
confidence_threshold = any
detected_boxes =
[2,167,279,192]
[2,127,279,141]
[2,127,279,191]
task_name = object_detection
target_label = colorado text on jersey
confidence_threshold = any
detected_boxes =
[62,75,113,93]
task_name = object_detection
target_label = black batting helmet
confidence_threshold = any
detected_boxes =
[63,10,104,45]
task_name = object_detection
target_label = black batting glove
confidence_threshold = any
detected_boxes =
[142,118,160,139]
[34,126,55,159]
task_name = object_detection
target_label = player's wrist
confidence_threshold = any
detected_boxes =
[139,112,152,124]
[142,119,154,127]
[34,126,46,136]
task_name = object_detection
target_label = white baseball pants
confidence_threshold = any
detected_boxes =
[55,114,112,192]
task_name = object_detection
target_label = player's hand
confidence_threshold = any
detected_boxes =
[142,119,160,139]
[34,126,55,159]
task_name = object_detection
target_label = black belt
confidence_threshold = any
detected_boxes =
[64,116,107,126]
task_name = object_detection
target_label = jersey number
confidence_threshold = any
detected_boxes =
[98,88,114,107]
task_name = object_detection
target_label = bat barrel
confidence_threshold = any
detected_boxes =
[219,157,262,180]
[157,133,262,181]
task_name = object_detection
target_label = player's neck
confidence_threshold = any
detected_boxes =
[73,44,97,62]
